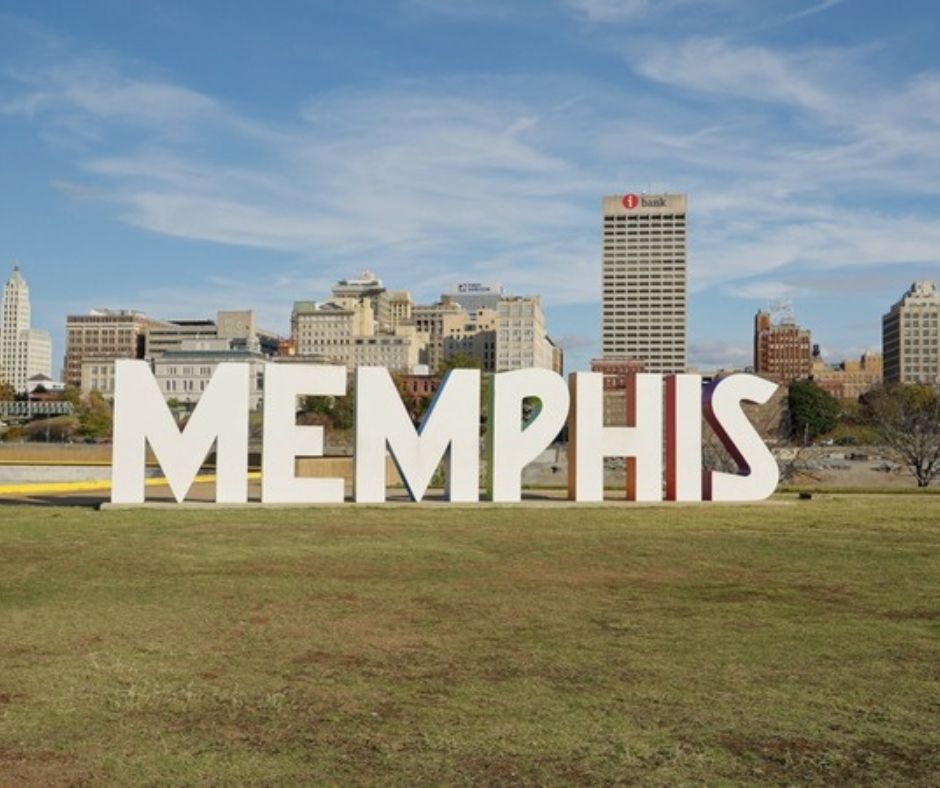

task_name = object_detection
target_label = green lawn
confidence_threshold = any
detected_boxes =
[1,498,938,785]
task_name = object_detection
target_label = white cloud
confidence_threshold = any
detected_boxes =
[3,60,224,134]
[632,36,854,113]
[5,33,940,323]
[7,65,611,305]
[688,339,752,370]
[782,0,847,24]
[555,334,593,350]
[724,280,801,301]
[563,0,652,21]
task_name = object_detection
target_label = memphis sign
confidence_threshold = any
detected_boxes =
[110,360,779,505]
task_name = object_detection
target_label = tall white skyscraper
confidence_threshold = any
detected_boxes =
[601,193,688,373]
[0,265,52,393]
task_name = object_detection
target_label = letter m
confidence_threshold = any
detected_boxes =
[354,367,480,502]
[111,360,249,503]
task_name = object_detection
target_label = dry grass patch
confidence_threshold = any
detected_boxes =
[0,497,938,784]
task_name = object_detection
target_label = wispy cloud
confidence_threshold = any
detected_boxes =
[4,61,611,305]
[562,0,653,21]
[783,0,847,24]
[4,29,940,337]
[688,339,752,370]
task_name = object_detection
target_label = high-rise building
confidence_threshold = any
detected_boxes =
[753,309,812,384]
[332,271,391,330]
[409,301,468,372]
[386,291,413,330]
[64,309,156,388]
[414,293,555,373]
[144,319,217,359]
[81,309,280,399]
[442,307,498,371]
[0,265,52,393]
[495,296,554,372]
[601,193,687,373]
[291,298,427,372]
[883,281,940,385]
[291,301,354,361]
[293,273,557,375]
[145,311,280,360]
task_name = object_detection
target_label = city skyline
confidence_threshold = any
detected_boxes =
[2,1,939,374]
[3,255,936,384]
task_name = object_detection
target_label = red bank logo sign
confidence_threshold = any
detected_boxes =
[622,193,639,209]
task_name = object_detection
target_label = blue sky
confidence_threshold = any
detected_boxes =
[2,0,939,375]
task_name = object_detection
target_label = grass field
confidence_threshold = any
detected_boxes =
[1,498,938,785]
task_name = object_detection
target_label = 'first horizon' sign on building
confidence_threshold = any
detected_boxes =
[110,361,780,505]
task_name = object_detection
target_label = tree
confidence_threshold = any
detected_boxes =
[61,386,81,407]
[864,384,940,487]
[440,352,481,373]
[300,388,354,430]
[77,390,113,439]
[0,381,15,401]
[787,380,840,443]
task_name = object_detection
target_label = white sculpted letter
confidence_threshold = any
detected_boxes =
[665,374,703,502]
[567,372,663,502]
[355,367,480,502]
[487,369,569,502]
[111,360,249,503]
[262,364,346,504]
[702,374,779,501]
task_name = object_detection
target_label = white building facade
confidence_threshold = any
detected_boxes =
[495,296,554,372]
[153,348,268,410]
[291,298,427,372]
[0,266,52,393]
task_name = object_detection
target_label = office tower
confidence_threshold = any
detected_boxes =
[291,299,427,372]
[291,301,355,361]
[64,309,155,388]
[0,265,52,393]
[601,193,687,373]
[331,271,390,331]
[291,272,557,375]
[754,309,812,384]
[144,319,218,359]
[414,293,553,373]
[495,296,554,372]
[409,300,468,372]
[883,281,940,385]
[441,307,498,372]
[386,291,413,330]
[145,311,280,360]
